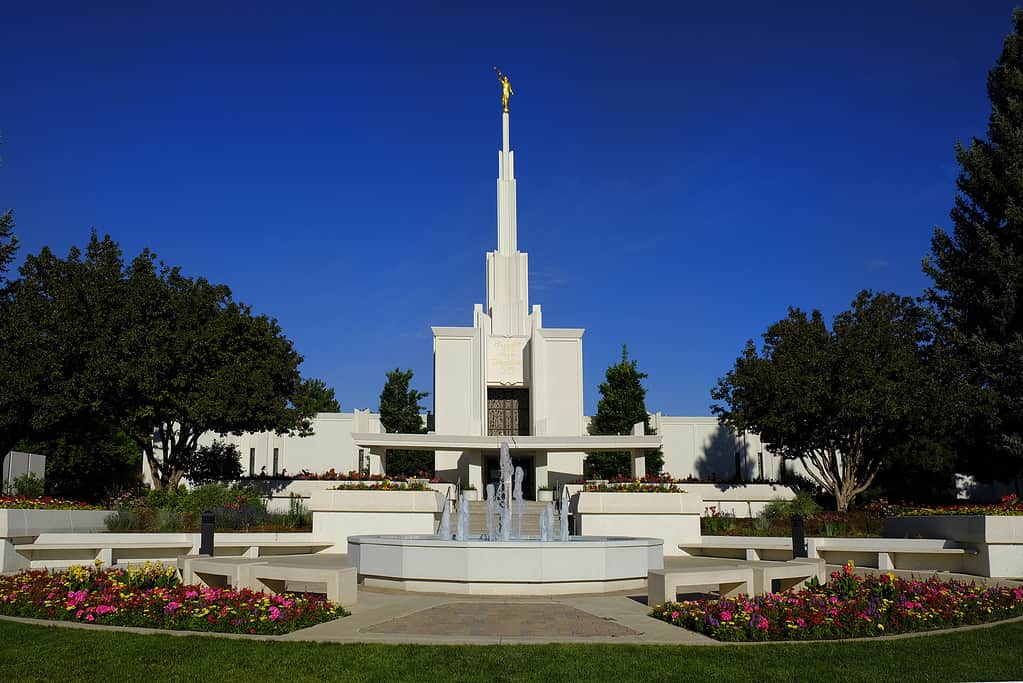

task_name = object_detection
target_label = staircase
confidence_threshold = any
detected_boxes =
[464,501,566,538]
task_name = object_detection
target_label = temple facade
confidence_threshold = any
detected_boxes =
[148,93,786,495]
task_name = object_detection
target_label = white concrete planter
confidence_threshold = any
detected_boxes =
[573,492,702,556]
[459,489,480,502]
[309,489,445,548]
[537,490,554,502]
[885,515,1023,578]
[0,508,113,538]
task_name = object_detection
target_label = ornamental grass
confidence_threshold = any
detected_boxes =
[651,562,1023,641]
[0,562,347,635]
[0,495,104,510]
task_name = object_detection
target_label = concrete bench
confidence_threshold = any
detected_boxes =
[748,558,826,595]
[178,555,267,588]
[241,555,358,605]
[808,538,977,570]
[15,541,195,567]
[679,537,793,562]
[14,539,335,569]
[648,565,755,606]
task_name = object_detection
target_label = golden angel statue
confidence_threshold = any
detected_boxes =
[493,66,514,113]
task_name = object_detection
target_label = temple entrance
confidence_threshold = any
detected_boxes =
[487,388,530,436]
[484,452,534,501]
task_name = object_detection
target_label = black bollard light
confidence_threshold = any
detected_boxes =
[791,514,807,558]
[199,510,215,556]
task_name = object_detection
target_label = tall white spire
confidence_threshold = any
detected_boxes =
[496,112,517,253]
[487,109,529,336]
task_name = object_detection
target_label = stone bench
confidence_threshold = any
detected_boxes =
[15,539,335,568]
[748,558,826,594]
[679,536,793,562]
[15,541,195,567]
[178,555,267,588]
[179,554,357,605]
[808,538,977,571]
[242,556,357,605]
[648,565,755,606]
[681,536,979,571]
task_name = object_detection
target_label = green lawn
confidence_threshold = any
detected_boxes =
[2,618,1022,682]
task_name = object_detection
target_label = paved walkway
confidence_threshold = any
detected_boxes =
[280,588,720,645]
[276,555,1021,645]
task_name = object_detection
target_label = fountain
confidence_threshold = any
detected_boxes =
[455,494,469,542]
[347,441,663,594]
[437,496,452,539]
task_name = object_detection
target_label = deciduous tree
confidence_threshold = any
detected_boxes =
[712,292,939,511]
[4,232,314,490]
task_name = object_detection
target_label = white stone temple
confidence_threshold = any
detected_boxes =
[150,89,786,497]
[354,107,660,495]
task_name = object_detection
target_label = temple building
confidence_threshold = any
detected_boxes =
[148,80,783,496]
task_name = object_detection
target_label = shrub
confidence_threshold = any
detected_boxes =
[182,441,244,485]
[762,492,822,521]
[103,508,137,531]
[11,473,45,498]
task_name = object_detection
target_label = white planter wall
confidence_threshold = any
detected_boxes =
[573,492,702,557]
[309,490,445,549]
[885,515,1023,578]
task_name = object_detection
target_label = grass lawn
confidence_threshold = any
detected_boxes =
[2,618,1022,682]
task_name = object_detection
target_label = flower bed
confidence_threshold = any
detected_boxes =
[651,562,1023,641]
[0,496,103,511]
[701,510,885,537]
[897,494,1022,517]
[583,482,687,493]
[240,469,442,483]
[0,562,346,634]
[329,481,430,491]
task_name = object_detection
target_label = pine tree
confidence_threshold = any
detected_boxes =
[585,345,662,477]
[925,9,1023,487]
[378,368,432,477]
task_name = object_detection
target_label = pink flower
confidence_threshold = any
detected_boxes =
[753,615,769,630]
[719,610,733,621]
[164,601,181,614]
[670,611,680,620]
[269,606,282,621]
[85,614,95,622]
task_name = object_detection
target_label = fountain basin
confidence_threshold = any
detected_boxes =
[347,534,664,595]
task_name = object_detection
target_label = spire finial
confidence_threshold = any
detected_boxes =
[493,66,514,113]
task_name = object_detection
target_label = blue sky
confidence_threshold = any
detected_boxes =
[1,1,1015,416]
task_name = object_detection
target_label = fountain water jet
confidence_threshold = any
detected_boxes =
[437,496,452,539]
[455,494,469,541]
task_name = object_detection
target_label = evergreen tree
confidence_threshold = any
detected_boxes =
[924,9,1023,488]
[585,345,662,478]
[295,378,340,414]
[378,368,432,477]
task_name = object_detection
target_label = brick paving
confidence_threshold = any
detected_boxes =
[363,601,640,637]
